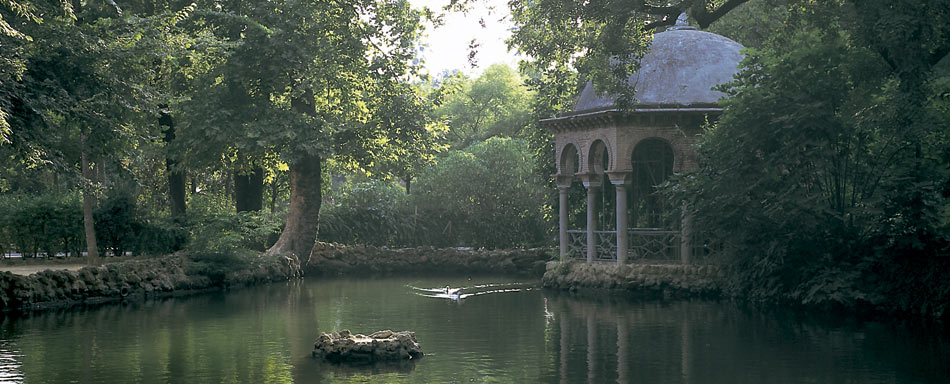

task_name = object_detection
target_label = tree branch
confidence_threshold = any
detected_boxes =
[693,0,750,29]
[637,0,751,31]
[632,1,688,16]
[644,15,678,31]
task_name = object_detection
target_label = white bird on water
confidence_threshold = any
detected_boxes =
[444,285,463,300]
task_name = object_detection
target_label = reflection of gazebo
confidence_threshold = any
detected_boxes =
[542,19,743,264]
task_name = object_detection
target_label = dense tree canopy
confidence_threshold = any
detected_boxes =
[0,0,439,263]
[435,63,533,147]
[665,1,948,311]
[1,0,947,317]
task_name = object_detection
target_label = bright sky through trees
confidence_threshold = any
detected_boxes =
[408,0,519,76]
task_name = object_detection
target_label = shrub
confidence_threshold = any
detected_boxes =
[411,137,549,248]
[132,218,189,256]
[320,137,551,249]
[0,193,83,257]
[319,179,421,246]
[94,195,138,257]
[184,211,282,282]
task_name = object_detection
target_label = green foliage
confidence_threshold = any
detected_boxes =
[668,1,950,314]
[187,210,283,256]
[0,191,188,258]
[508,0,747,114]
[94,195,138,257]
[412,137,549,248]
[0,192,82,257]
[131,218,189,257]
[436,64,534,147]
[185,210,283,282]
[93,192,190,257]
[706,0,790,48]
[319,179,417,246]
[320,137,551,249]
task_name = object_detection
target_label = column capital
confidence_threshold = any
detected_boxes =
[606,171,632,186]
[578,173,602,189]
[554,174,574,189]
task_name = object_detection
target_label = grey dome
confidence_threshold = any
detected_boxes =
[573,28,744,113]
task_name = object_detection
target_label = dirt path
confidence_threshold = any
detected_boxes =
[0,264,87,276]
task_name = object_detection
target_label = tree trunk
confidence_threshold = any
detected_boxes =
[265,154,322,262]
[266,88,322,267]
[80,133,99,265]
[234,167,264,212]
[160,106,187,217]
[190,172,198,194]
[270,174,280,213]
[404,174,412,195]
[97,158,107,186]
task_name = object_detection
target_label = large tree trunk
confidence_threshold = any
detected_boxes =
[159,106,187,217]
[234,167,264,212]
[80,133,99,265]
[266,88,322,268]
[265,154,322,262]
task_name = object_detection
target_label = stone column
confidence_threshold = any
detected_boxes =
[680,204,692,264]
[557,181,571,261]
[580,174,602,263]
[585,184,599,263]
[614,184,628,263]
[608,172,631,264]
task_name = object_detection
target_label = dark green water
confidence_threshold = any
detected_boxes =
[0,276,947,383]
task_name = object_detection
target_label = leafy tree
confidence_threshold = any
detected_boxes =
[333,79,447,195]
[670,2,949,311]
[0,0,70,142]
[171,0,429,261]
[319,178,414,246]
[413,137,548,248]
[436,64,533,147]
[1,0,217,264]
[506,0,948,311]
[321,137,550,248]
[508,0,750,114]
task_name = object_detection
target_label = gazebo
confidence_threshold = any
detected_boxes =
[542,18,743,264]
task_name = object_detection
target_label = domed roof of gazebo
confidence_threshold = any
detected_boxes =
[572,23,744,114]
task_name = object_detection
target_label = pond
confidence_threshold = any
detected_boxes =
[1,276,948,383]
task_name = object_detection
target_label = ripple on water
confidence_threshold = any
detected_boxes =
[0,345,24,384]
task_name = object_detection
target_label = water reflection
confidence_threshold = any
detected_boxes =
[309,357,417,377]
[0,279,946,383]
[544,291,950,384]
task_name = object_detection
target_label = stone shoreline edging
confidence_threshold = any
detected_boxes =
[542,261,724,298]
[305,242,554,276]
[0,253,301,313]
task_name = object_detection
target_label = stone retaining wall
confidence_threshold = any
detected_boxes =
[306,242,554,277]
[542,261,724,298]
[0,253,300,312]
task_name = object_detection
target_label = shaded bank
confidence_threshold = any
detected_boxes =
[2,243,945,323]
[0,244,555,313]
[305,242,553,277]
[0,253,301,312]
[543,260,950,321]
[542,261,723,299]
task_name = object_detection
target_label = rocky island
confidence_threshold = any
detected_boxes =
[312,330,424,363]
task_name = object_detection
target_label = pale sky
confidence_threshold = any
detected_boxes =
[407,0,520,77]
